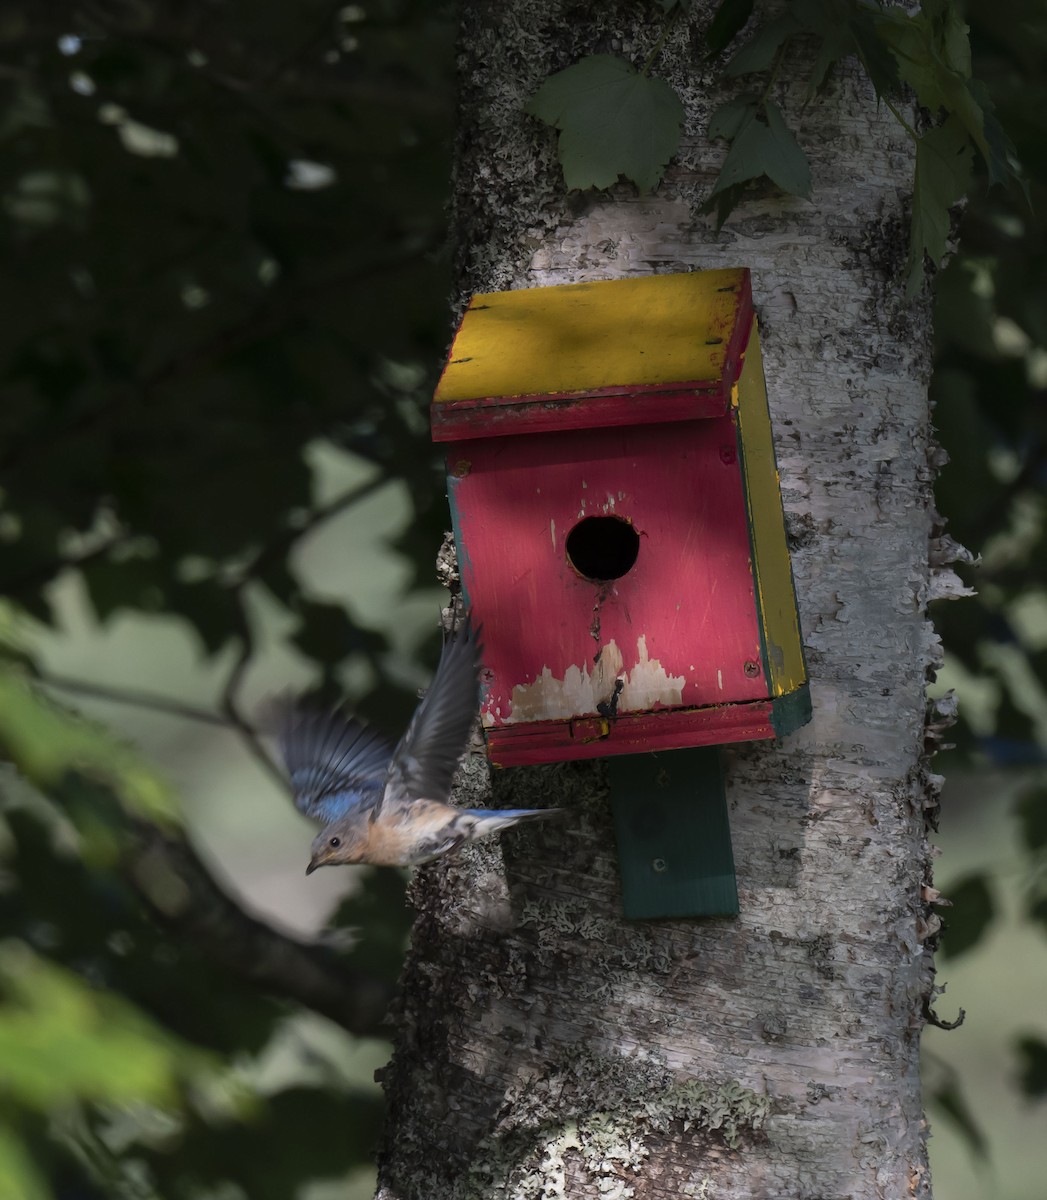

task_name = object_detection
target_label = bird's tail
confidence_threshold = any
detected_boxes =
[460,807,565,838]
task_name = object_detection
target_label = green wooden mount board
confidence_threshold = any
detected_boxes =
[609,747,739,919]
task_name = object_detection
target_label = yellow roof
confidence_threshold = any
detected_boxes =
[434,269,748,404]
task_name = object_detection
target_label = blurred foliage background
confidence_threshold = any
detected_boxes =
[0,1,1044,1198]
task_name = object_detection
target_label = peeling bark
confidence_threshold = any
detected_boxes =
[377,2,947,1197]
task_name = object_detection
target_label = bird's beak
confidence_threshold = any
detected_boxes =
[305,858,320,875]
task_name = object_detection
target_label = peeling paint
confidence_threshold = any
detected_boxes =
[505,635,684,721]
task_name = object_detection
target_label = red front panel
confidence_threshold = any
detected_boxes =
[447,417,768,736]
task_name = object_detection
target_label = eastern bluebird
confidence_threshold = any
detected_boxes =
[277,614,563,870]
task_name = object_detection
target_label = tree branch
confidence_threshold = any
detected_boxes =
[125,821,394,1037]
[35,670,231,727]
[218,609,286,789]
[16,474,391,775]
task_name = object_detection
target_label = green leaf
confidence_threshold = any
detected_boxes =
[0,1123,50,1200]
[166,579,242,657]
[906,117,974,297]
[1015,1035,1047,1100]
[526,55,684,193]
[844,5,901,98]
[940,873,994,958]
[966,78,1020,191]
[926,0,971,76]
[291,599,386,667]
[0,942,209,1108]
[82,555,167,623]
[707,101,811,200]
[724,13,799,77]
[0,667,180,826]
[708,94,758,140]
[805,23,852,98]
[704,0,754,59]
[790,0,899,99]
[761,101,813,196]
[703,182,749,231]
[870,2,1011,186]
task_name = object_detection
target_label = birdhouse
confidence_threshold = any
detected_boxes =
[431,268,811,918]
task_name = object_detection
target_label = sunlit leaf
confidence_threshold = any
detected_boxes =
[0,942,208,1108]
[0,669,179,826]
[0,1123,51,1200]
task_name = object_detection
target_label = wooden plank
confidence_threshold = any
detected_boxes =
[485,701,778,766]
[432,383,728,442]
[609,749,739,919]
[734,319,809,698]
[434,270,752,410]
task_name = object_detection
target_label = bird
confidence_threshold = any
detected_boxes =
[276,614,563,870]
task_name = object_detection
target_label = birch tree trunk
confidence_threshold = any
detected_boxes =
[377,3,954,1196]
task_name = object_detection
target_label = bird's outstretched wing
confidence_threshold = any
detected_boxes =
[278,705,393,825]
[381,615,483,812]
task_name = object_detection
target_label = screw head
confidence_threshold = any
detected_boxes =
[452,459,471,478]
[743,660,761,677]
[651,858,667,873]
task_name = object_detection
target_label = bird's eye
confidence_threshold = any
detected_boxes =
[329,836,341,848]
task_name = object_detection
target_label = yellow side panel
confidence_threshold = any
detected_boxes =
[435,269,747,404]
[735,318,807,695]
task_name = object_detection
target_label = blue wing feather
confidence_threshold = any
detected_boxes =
[275,613,483,829]
[277,705,393,824]
[382,616,483,810]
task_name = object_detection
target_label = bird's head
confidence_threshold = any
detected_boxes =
[306,820,365,873]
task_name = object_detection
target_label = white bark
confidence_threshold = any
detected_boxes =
[377,3,953,1197]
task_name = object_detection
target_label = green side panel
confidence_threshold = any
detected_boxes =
[609,749,739,920]
[770,684,812,738]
